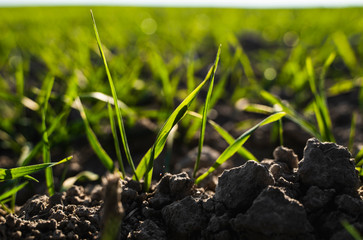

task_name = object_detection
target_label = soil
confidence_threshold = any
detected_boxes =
[1,138,362,240]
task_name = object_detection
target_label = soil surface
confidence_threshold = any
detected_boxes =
[1,138,362,240]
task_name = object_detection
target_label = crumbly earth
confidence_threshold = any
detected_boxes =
[0,138,362,240]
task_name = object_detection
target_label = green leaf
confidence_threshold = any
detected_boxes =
[0,156,72,182]
[149,51,173,107]
[76,98,114,172]
[193,45,221,178]
[260,90,321,140]
[19,112,66,167]
[134,62,217,190]
[23,175,39,182]
[188,111,257,161]
[195,112,286,184]
[15,59,24,100]
[333,31,358,73]
[306,57,317,95]
[348,112,357,152]
[320,52,336,91]
[355,147,363,166]
[0,182,28,202]
[243,103,275,115]
[328,79,356,96]
[228,35,256,85]
[108,102,125,178]
[306,57,335,142]
[91,10,137,178]
[186,57,195,94]
[61,171,99,191]
[278,118,284,146]
[41,75,55,196]
[80,92,136,118]
[341,220,363,240]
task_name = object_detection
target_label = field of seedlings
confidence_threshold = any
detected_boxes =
[0,6,363,239]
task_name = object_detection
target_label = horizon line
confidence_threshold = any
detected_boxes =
[1,0,363,9]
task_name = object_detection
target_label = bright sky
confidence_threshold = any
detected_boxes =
[0,0,363,8]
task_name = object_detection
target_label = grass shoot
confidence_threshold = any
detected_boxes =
[41,75,55,196]
[134,59,220,190]
[0,156,72,182]
[193,45,221,178]
[195,112,286,184]
[90,10,137,178]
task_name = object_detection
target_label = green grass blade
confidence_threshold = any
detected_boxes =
[80,92,136,118]
[20,112,66,167]
[306,57,317,95]
[355,147,363,167]
[306,57,335,142]
[320,52,336,91]
[0,181,28,202]
[341,220,363,240]
[61,171,99,192]
[260,90,321,139]
[150,51,173,107]
[278,119,284,146]
[0,156,72,181]
[349,111,357,152]
[320,53,336,142]
[108,102,125,178]
[186,57,195,94]
[193,45,221,178]
[312,102,326,139]
[91,10,136,177]
[328,79,356,96]
[0,92,39,113]
[228,35,256,85]
[188,111,257,161]
[333,31,358,73]
[37,74,53,108]
[23,175,39,182]
[211,122,257,161]
[242,103,283,145]
[134,63,217,189]
[15,60,24,100]
[184,109,204,141]
[41,76,55,196]
[76,98,114,172]
[243,103,275,115]
[19,143,42,167]
[195,112,286,184]
[209,74,228,108]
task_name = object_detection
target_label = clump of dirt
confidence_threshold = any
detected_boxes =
[298,138,359,195]
[230,186,314,240]
[0,138,362,240]
[0,185,103,239]
[215,161,275,212]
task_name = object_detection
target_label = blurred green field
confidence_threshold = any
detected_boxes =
[0,6,363,180]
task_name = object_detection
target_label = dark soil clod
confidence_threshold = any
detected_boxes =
[273,146,299,170]
[162,196,208,239]
[230,186,314,240]
[214,160,275,212]
[298,138,359,195]
[0,186,102,240]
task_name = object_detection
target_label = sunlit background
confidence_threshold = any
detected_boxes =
[0,0,363,7]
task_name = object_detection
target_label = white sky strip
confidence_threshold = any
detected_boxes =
[0,0,363,8]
